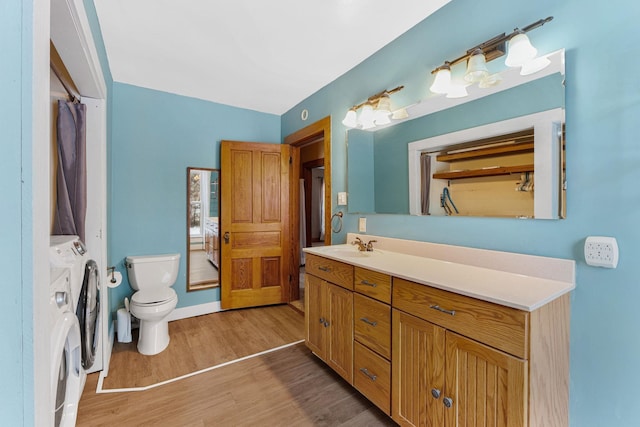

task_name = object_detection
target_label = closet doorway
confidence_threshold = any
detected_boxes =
[285,116,332,313]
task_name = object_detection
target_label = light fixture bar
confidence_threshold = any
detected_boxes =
[347,85,405,112]
[430,16,553,75]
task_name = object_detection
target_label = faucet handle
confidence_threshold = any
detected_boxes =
[366,240,377,251]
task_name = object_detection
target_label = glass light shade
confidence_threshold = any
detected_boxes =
[341,109,358,128]
[478,73,503,88]
[430,67,452,94]
[446,83,469,99]
[359,104,376,129]
[464,51,489,83]
[505,33,537,67]
[374,96,392,125]
[520,56,551,76]
[391,108,409,120]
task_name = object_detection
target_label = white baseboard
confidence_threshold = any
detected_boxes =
[167,301,222,322]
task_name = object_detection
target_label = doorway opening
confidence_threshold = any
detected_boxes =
[285,116,332,313]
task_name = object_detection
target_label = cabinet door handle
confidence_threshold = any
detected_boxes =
[324,321,330,327]
[319,317,325,324]
[431,388,441,399]
[359,317,378,327]
[359,367,377,382]
[430,304,455,316]
[443,397,453,408]
[318,266,331,272]
[223,231,230,244]
[360,280,377,287]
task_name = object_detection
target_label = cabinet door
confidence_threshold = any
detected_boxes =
[392,309,445,427]
[326,282,353,383]
[305,274,325,357]
[444,331,527,427]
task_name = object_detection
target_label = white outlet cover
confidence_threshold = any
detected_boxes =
[358,217,367,233]
[584,236,619,268]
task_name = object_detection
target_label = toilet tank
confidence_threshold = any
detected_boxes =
[125,253,180,291]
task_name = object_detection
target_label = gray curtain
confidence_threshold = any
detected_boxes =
[420,153,431,215]
[53,100,87,243]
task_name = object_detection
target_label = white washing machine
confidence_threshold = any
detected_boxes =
[50,235,102,375]
[50,267,83,427]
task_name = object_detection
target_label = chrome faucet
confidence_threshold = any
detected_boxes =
[351,237,377,252]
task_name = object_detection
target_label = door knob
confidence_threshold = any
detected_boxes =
[431,388,441,399]
[443,397,453,408]
[223,231,230,243]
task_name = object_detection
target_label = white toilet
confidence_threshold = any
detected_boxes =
[125,253,180,355]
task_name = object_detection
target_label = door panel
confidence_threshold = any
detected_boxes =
[221,141,290,309]
[392,309,445,427]
[445,331,527,427]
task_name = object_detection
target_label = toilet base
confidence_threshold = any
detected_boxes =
[137,319,170,355]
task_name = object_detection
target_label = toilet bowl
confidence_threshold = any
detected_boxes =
[125,253,180,355]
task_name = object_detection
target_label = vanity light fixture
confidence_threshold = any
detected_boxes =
[430,16,554,98]
[342,85,405,129]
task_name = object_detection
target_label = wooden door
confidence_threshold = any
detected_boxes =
[326,282,353,384]
[304,274,325,356]
[444,331,527,427]
[220,141,290,309]
[392,309,446,427]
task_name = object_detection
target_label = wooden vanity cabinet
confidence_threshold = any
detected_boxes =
[392,278,569,427]
[305,252,570,427]
[304,255,354,384]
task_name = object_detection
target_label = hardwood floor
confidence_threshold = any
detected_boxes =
[102,305,304,389]
[189,249,219,286]
[77,305,395,426]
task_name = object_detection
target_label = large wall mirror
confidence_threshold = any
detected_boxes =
[186,167,220,291]
[347,49,565,219]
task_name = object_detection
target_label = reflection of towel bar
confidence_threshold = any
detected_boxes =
[331,211,343,233]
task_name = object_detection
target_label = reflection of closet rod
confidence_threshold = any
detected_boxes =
[50,61,80,103]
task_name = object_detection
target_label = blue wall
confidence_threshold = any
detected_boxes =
[282,0,640,425]
[108,83,280,313]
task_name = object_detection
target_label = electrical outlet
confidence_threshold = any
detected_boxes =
[358,217,367,233]
[584,236,618,268]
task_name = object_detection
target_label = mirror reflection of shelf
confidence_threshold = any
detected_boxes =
[433,164,534,180]
[432,129,535,181]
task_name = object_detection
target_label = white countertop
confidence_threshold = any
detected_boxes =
[303,244,575,312]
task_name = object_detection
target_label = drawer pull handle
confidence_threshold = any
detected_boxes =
[430,304,455,316]
[359,367,377,382]
[318,266,331,272]
[360,280,377,288]
[359,317,378,327]
[431,388,441,399]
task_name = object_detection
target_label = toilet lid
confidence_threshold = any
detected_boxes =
[132,288,177,305]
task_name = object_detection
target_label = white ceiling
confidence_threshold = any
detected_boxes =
[94,0,450,115]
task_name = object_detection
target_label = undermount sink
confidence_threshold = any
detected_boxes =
[324,247,382,258]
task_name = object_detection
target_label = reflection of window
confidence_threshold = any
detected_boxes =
[189,171,202,236]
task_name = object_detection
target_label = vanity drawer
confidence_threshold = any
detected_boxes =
[354,267,392,304]
[393,278,529,359]
[354,293,391,359]
[306,254,354,290]
[354,342,391,415]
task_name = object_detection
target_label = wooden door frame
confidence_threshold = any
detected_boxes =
[285,116,332,302]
